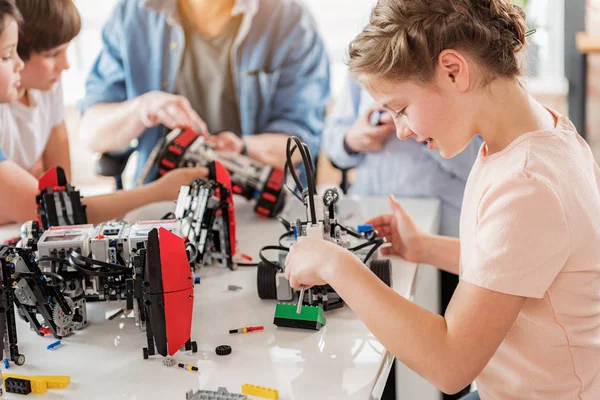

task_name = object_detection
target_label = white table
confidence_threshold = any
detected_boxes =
[0,195,440,400]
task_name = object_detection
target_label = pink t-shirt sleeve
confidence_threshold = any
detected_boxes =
[461,173,570,298]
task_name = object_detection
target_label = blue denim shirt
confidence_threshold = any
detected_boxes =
[324,77,483,237]
[80,0,330,181]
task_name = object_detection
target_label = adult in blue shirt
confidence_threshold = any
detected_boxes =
[80,0,330,182]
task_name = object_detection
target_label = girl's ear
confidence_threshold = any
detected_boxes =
[436,50,470,92]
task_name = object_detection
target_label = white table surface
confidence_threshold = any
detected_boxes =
[0,195,440,400]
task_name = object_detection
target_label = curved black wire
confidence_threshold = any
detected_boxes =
[258,245,289,272]
[285,137,317,224]
[67,252,131,278]
[362,238,386,264]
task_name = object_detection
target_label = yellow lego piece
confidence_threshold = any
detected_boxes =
[2,373,70,393]
[241,383,279,400]
[37,375,70,389]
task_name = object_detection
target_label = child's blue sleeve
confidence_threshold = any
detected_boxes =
[0,147,7,163]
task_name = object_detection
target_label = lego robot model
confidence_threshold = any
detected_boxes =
[127,227,197,360]
[0,245,86,367]
[175,161,237,270]
[138,128,286,218]
[256,137,392,311]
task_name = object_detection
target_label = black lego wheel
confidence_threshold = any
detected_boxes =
[143,347,149,360]
[14,354,25,366]
[369,259,392,287]
[257,261,278,300]
[191,341,198,353]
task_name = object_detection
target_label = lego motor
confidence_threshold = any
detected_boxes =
[138,128,286,218]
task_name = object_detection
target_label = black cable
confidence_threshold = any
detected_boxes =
[68,255,122,278]
[348,238,380,252]
[278,231,294,248]
[335,223,364,239]
[258,245,289,271]
[235,262,259,267]
[70,251,131,273]
[363,238,386,264]
[286,137,317,224]
[67,252,131,278]
[285,143,304,193]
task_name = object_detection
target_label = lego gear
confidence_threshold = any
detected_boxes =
[162,357,176,367]
[215,345,232,356]
[52,297,74,328]
[322,188,340,207]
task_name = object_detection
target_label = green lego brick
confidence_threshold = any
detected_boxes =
[273,303,326,331]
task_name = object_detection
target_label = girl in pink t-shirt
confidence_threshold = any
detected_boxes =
[284,0,600,399]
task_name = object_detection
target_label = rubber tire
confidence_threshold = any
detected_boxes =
[369,259,392,287]
[257,261,278,300]
[143,347,149,360]
[191,341,198,353]
[14,354,25,366]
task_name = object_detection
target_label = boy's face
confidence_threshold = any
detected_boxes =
[0,18,24,103]
[21,43,70,91]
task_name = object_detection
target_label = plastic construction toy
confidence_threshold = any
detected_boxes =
[215,345,232,356]
[256,136,392,314]
[177,363,199,372]
[3,373,69,394]
[134,228,198,360]
[273,303,325,331]
[36,166,87,230]
[0,245,86,367]
[241,383,279,400]
[229,325,263,334]
[46,340,62,350]
[175,161,237,270]
[186,387,247,400]
[139,128,286,218]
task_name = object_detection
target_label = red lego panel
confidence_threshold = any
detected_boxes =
[213,161,237,256]
[174,128,200,148]
[158,228,193,293]
[38,166,59,190]
[164,287,194,356]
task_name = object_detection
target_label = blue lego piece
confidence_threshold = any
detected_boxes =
[293,225,298,239]
[357,224,373,233]
[194,277,201,285]
[47,340,62,350]
[4,359,9,369]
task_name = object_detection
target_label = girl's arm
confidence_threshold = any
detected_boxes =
[418,234,461,275]
[41,122,71,181]
[291,244,525,394]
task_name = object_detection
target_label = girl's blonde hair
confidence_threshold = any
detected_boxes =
[348,0,527,84]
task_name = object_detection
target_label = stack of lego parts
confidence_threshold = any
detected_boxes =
[273,303,326,330]
[3,373,70,395]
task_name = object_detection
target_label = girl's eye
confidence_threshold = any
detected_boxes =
[395,107,407,118]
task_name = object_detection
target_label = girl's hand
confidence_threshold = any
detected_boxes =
[284,236,350,289]
[366,195,428,263]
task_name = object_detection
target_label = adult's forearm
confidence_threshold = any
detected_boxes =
[80,99,145,154]
[419,235,461,275]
